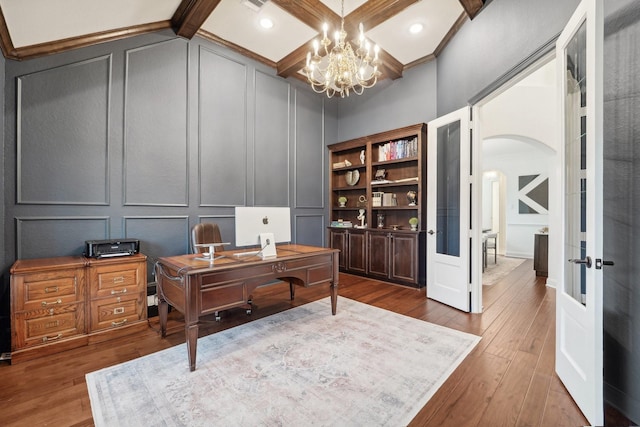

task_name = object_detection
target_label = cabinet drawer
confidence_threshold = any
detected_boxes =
[90,262,143,298]
[90,295,144,331]
[13,305,85,349]
[12,268,85,311]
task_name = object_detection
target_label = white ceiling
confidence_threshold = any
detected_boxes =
[0,0,478,82]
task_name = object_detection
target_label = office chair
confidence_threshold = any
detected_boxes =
[190,222,251,320]
[191,222,225,254]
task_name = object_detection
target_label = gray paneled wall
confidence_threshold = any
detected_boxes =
[124,39,190,206]
[254,71,290,207]
[603,0,640,422]
[199,47,247,207]
[436,0,580,115]
[2,31,330,281]
[17,56,111,205]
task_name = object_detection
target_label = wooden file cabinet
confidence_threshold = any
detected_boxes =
[10,254,147,363]
[88,256,147,332]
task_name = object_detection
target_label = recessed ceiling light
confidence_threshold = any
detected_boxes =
[260,18,274,29]
[409,23,423,34]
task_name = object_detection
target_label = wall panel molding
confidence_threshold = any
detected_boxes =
[15,216,110,258]
[198,47,248,207]
[294,213,326,247]
[294,88,325,209]
[253,70,290,207]
[16,55,111,205]
[123,39,190,206]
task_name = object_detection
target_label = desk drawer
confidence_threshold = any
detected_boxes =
[200,281,247,314]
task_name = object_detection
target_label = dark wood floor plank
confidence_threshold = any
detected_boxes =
[477,350,540,426]
[411,351,512,426]
[0,260,590,427]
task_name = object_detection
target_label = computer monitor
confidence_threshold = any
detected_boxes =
[234,207,292,248]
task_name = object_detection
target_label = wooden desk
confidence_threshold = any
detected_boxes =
[155,244,340,371]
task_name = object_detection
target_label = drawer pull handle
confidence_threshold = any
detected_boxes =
[113,276,125,284]
[112,319,127,327]
[42,333,62,343]
[113,307,125,315]
[44,286,59,293]
[110,288,127,295]
[41,299,62,307]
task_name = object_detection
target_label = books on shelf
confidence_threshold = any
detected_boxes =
[377,137,418,162]
[331,220,353,228]
[372,192,383,207]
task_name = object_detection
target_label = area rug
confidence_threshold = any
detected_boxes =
[483,255,527,286]
[86,297,480,427]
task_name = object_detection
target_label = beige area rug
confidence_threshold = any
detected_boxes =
[86,297,480,427]
[483,255,527,286]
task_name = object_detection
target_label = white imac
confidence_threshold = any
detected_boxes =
[234,207,291,258]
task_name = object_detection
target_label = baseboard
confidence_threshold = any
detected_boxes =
[504,251,533,259]
[605,382,640,425]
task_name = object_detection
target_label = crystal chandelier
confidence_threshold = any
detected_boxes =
[304,0,381,98]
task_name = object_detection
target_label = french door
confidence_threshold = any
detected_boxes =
[426,107,471,312]
[556,0,605,425]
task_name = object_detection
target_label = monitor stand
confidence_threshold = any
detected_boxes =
[193,242,230,261]
[259,233,277,258]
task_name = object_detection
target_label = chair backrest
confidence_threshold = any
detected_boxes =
[191,223,224,254]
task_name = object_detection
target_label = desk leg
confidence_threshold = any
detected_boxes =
[159,297,168,338]
[330,252,339,315]
[186,323,198,372]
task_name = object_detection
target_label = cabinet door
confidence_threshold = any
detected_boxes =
[329,229,348,270]
[391,233,418,284]
[347,230,366,273]
[367,232,390,278]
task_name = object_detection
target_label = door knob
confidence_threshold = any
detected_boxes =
[595,259,614,270]
[428,230,435,235]
[569,256,592,268]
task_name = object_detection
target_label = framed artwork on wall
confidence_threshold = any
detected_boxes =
[518,174,549,214]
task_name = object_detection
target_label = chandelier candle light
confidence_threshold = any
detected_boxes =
[304,0,381,98]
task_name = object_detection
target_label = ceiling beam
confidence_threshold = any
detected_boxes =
[172,0,222,39]
[1,21,171,61]
[458,0,485,19]
[274,0,413,81]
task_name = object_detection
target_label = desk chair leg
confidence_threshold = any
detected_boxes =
[290,281,295,300]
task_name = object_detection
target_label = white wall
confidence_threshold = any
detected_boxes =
[483,141,552,258]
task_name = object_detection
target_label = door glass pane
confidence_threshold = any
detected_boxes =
[436,120,461,257]
[564,20,587,305]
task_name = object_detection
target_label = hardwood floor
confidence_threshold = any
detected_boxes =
[0,259,590,426]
